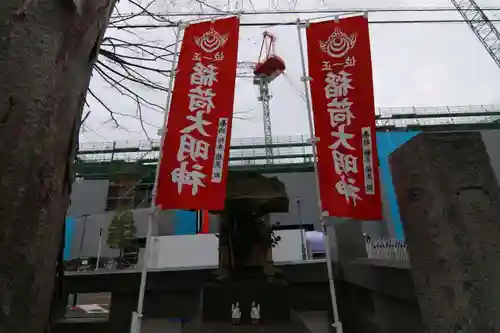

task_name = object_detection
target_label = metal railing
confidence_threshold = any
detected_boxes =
[375,104,500,127]
[77,104,500,165]
[365,238,409,261]
[78,135,314,165]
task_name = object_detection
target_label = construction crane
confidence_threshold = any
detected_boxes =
[236,61,258,78]
[451,0,500,69]
[252,31,286,164]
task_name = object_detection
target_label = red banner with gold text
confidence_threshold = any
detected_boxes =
[306,15,382,220]
[156,17,240,210]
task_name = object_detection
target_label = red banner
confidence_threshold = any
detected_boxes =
[156,17,240,210]
[306,15,382,220]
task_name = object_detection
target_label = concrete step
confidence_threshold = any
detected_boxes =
[182,311,311,333]
[140,318,182,333]
[295,311,331,333]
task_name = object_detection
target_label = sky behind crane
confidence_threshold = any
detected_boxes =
[81,0,500,144]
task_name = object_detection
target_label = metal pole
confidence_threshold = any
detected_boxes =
[132,22,185,333]
[78,214,89,257]
[296,19,343,333]
[296,199,307,260]
[95,228,103,271]
[74,214,87,307]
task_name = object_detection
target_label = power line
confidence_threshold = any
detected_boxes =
[110,19,500,29]
[111,6,500,18]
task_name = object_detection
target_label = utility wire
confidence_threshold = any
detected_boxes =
[111,6,500,18]
[110,19,500,29]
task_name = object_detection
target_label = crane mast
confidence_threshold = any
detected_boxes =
[257,76,274,164]
[253,31,286,165]
[451,0,500,69]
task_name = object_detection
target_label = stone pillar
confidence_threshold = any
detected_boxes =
[109,292,137,333]
[390,132,500,332]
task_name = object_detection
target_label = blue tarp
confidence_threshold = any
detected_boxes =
[64,217,75,260]
[173,210,197,235]
[376,131,420,240]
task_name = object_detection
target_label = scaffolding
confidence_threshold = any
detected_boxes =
[77,104,500,169]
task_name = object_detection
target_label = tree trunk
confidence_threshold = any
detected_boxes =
[0,1,116,332]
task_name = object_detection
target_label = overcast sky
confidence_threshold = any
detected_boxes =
[80,0,500,145]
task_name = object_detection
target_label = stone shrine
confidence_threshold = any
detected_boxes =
[183,171,311,332]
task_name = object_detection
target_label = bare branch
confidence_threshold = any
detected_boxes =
[113,111,159,129]
[103,37,175,53]
[83,3,253,144]
[136,96,152,143]
[99,48,171,74]
[97,59,168,92]
[101,38,175,64]
[128,0,174,23]
[110,0,155,25]
[191,0,230,13]
[81,111,91,125]
[82,125,108,141]
[118,62,166,90]
[94,64,165,113]
[88,89,120,127]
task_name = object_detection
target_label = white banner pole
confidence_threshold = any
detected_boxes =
[296,18,343,333]
[131,21,186,333]
[95,228,103,271]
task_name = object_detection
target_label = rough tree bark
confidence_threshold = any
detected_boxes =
[0,1,117,332]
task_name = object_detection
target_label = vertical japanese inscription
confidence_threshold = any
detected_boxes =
[322,48,361,206]
[306,16,382,220]
[172,60,222,195]
[156,17,239,211]
[212,118,228,183]
[361,127,375,195]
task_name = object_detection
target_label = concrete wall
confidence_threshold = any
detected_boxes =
[264,172,389,239]
[70,208,166,259]
[65,171,391,260]
[271,229,307,262]
[76,128,500,258]
[65,129,500,259]
[149,234,219,269]
[145,230,309,269]
[69,209,186,260]
[67,179,109,217]
[264,172,320,229]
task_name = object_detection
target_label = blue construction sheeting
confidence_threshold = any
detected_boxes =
[173,210,197,235]
[376,131,420,240]
[64,217,75,260]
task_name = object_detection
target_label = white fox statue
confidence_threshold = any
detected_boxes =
[231,302,241,324]
[250,301,261,324]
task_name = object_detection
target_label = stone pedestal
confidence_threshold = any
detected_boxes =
[390,132,500,332]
